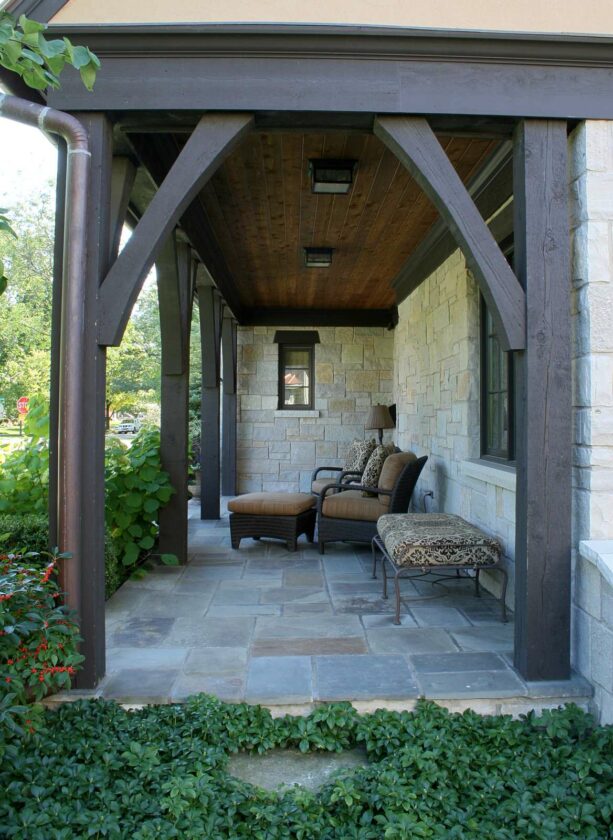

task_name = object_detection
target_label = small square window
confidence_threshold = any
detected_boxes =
[278,344,314,409]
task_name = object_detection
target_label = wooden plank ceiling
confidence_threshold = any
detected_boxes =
[186,132,499,311]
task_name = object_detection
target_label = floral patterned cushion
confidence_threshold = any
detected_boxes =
[343,439,376,473]
[377,513,501,568]
[361,443,396,495]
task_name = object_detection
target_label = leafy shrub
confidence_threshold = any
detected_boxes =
[0,697,611,838]
[0,411,177,586]
[0,513,48,554]
[0,397,49,516]
[0,551,83,745]
[0,513,124,601]
[105,426,176,568]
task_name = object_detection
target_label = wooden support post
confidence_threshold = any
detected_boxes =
[157,236,193,563]
[49,139,66,550]
[198,275,222,519]
[513,120,572,681]
[221,314,238,496]
[109,157,136,261]
[74,113,113,688]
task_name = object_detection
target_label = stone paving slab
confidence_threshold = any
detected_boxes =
[252,637,368,657]
[245,656,312,704]
[314,655,418,701]
[103,668,179,703]
[366,627,459,655]
[451,624,515,652]
[171,673,244,702]
[409,652,510,673]
[415,669,526,699]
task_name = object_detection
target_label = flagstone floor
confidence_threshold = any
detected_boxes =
[97,503,591,712]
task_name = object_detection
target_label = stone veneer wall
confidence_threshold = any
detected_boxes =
[236,326,394,494]
[393,249,516,608]
[569,121,613,723]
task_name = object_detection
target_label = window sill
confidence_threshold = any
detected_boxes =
[274,409,320,418]
[461,459,516,492]
[579,540,613,588]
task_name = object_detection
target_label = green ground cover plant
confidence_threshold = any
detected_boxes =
[0,696,611,839]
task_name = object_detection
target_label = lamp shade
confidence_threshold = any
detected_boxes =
[365,404,395,432]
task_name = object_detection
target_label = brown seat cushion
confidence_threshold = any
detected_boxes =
[228,492,315,517]
[321,490,386,522]
[377,451,417,507]
[312,477,338,495]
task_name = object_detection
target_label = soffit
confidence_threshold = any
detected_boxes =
[170,130,499,312]
[51,0,613,36]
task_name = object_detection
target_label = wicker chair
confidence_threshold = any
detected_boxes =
[316,453,428,554]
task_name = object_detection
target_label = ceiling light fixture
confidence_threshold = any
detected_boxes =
[304,247,333,268]
[309,159,357,194]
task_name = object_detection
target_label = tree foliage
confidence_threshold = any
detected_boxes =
[0,11,99,92]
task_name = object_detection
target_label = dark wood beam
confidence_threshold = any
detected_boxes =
[98,113,253,346]
[45,30,613,120]
[393,152,514,302]
[221,315,238,497]
[73,113,113,689]
[109,157,136,262]
[513,120,572,681]
[124,132,246,323]
[375,116,525,351]
[158,236,193,563]
[242,307,398,328]
[199,280,222,520]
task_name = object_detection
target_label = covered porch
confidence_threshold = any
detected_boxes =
[16,20,601,703]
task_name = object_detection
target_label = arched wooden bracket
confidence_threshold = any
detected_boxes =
[374,116,526,351]
[98,112,254,347]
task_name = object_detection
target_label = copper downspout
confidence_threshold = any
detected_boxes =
[0,94,89,618]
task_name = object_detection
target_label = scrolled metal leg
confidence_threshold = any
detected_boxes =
[475,568,481,598]
[371,540,378,579]
[382,557,388,600]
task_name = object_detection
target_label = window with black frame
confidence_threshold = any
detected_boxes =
[274,331,319,410]
[480,298,515,462]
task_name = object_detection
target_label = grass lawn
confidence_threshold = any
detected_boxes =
[0,697,611,839]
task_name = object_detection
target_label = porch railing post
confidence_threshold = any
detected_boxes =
[513,119,572,681]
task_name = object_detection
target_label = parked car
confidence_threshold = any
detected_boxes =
[115,421,140,435]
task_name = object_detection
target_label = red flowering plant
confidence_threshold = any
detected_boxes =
[0,549,83,741]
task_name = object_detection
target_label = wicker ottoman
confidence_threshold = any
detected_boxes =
[227,492,317,551]
[372,513,507,625]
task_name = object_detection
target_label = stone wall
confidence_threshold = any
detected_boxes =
[393,249,516,607]
[236,326,394,493]
[569,121,613,723]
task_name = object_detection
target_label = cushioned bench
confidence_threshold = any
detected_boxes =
[227,492,316,551]
[372,513,507,625]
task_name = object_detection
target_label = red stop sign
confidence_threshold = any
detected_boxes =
[17,396,29,415]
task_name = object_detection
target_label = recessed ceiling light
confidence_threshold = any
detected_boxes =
[309,159,357,194]
[304,247,333,267]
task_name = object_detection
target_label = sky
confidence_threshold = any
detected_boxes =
[0,117,58,209]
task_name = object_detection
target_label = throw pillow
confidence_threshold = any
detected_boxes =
[343,438,376,473]
[361,443,395,495]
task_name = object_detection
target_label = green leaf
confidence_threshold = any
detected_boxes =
[139,535,154,551]
[79,62,97,92]
[19,15,47,35]
[160,553,179,566]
